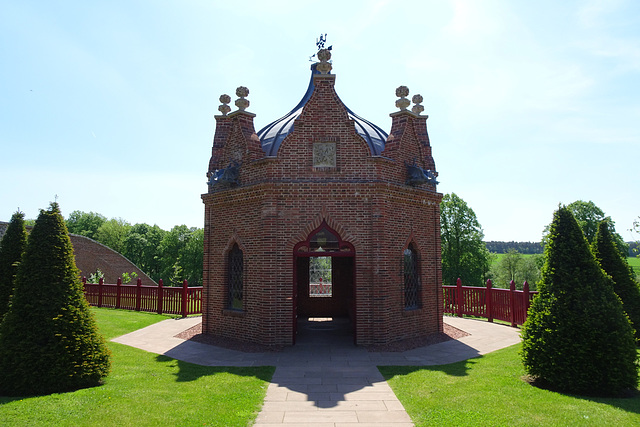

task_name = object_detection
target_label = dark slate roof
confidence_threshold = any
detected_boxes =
[257,63,388,157]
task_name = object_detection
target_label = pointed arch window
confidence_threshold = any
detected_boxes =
[228,243,244,310]
[403,244,421,310]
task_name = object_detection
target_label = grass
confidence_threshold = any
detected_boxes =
[628,256,640,277]
[380,344,640,426]
[0,308,274,426]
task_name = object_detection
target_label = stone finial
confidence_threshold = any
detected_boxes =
[411,94,424,115]
[218,94,231,116]
[316,48,332,74]
[235,86,250,111]
[395,86,410,111]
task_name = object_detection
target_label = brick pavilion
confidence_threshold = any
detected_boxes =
[202,47,443,347]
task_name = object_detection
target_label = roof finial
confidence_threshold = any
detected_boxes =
[218,94,231,116]
[235,86,250,111]
[395,86,410,111]
[309,33,333,64]
[412,94,424,115]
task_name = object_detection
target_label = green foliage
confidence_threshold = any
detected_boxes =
[521,206,638,396]
[63,210,203,286]
[65,210,106,240]
[0,203,111,396]
[88,268,105,284]
[440,193,491,285]
[309,256,332,283]
[485,241,543,254]
[121,271,138,284]
[543,200,628,257]
[593,220,640,343]
[158,225,203,286]
[0,211,27,318]
[95,218,131,253]
[489,249,541,290]
[121,223,166,281]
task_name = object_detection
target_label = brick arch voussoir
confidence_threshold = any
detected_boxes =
[222,231,247,256]
[286,207,361,252]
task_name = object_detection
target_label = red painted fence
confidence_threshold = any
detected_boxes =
[443,278,537,326]
[83,277,203,317]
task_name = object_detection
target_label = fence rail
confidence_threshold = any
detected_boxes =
[83,276,535,324]
[83,277,203,317]
[443,278,537,326]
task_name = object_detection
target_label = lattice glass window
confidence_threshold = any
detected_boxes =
[403,245,421,309]
[309,256,332,297]
[228,243,244,310]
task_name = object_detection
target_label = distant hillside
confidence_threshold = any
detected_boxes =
[485,241,543,254]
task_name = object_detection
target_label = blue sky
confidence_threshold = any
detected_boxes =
[1,0,638,242]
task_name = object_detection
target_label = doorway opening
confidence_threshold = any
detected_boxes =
[293,222,355,344]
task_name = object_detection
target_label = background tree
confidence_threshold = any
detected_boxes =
[521,206,637,396]
[180,228,204,286]
[489,249,541,290]
[65,210,106,240]
[121,223,166,281]
[592,219,640,342]
[440,193,491,285]
[95,218,131,253]
[0,203,110,396]
[0,211,27,318]
[543,200,628,256]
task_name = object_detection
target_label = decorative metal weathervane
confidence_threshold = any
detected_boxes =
[309,33,332,62]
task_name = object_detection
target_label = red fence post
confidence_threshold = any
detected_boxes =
[157,279,164,315]
[522,281,530,323]
[181,279,188,318]
[136,278,142,312]
[456,278,463,317]
[98,277,103,307]
[509,280,516,327]
[486,279,493,323]
[82,276,87,285]
[116,277,122,309]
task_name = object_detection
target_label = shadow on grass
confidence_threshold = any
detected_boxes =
[154,354,275,383]
[378,356,480,381]
[526,377,640,415]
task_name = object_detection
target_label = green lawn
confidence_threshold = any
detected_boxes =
[628,256,640,277]
[0,308,274,427]
[380,344,640,426]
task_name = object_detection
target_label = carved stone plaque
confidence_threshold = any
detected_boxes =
[313,143,336,167]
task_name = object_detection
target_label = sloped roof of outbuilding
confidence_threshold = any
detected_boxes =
[257,63,388,157]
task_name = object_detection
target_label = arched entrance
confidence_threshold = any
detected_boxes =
[293,221,355,344]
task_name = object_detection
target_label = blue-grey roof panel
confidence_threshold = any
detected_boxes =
[257,64,388,157]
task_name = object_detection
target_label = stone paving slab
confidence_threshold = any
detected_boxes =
[112,315,522,426]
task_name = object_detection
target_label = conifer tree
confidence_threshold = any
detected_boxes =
[0,211,27,319]
[521,206,638,396]
[0,203,110,396]
[593,220,640,342]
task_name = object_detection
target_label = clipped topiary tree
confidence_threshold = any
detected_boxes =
[0,211,27,319]
[521,206,638,396]
[0,203,110,396]
[593,220,640,343]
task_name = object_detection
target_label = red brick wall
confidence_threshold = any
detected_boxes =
[202,72,442,346]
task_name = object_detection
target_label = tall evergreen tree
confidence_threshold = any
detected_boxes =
[0,211,28,319]
[521,206,638,396]
[0,203,110,396]
[592,220,640,342]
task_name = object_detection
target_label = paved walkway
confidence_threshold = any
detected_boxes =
[112,316,521,426]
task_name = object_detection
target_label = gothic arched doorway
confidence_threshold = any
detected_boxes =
[292,221,355,344]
